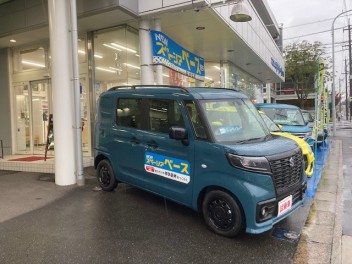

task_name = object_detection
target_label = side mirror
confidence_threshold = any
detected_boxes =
[169,126,189,146]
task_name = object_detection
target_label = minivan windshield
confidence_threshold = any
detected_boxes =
[199,99,270,143]
[259,112,281,132]
[302,111,314,123]
[257,107,306,126]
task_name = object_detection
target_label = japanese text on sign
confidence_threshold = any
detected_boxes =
[271,57,285,78]
[144,152,191,184]
[151,30,205,81]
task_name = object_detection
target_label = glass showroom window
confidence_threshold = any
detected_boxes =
[13,45,48,72]
[221,61,262,101]
[204,62,221,88]
[93,25,140,99]
[162,68,197,87]
[157,62,220,88]
[77,37,87,64]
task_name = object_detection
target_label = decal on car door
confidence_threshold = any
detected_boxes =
[144,152,190,184]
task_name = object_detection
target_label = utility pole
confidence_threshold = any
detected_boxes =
[346,58,349,120]
[339,78,342,114]
[349,21,352,120]
[332,10,352,134]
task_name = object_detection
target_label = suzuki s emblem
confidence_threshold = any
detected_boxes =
[289,157,295,167]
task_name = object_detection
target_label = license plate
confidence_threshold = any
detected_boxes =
[277,195,292,217]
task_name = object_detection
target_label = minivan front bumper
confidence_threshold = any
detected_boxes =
[247,181,307,234]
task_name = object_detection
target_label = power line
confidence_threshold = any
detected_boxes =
[283,26,345,41]
[284,17,335,29]
[283,14,352,29]
[335,48,350,53]
[322,42,348,47]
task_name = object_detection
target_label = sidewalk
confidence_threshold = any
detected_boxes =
[294,122,352,264]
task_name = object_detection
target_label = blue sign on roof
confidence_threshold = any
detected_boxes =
[151,30,205,81]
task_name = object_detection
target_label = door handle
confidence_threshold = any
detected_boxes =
[146,141,158,149]
[130,137,140,144]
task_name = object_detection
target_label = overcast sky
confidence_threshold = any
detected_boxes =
[267,0,352,87]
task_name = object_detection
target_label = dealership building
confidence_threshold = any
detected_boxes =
[0,0,284,185]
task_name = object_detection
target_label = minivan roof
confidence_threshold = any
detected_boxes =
[104,85,248,100]
[255,103,300,109]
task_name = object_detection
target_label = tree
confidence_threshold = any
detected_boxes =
[284,41,331,108]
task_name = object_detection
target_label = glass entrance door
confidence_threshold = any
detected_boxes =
[30,80,51,154]
[14,83,31,153]
[13,78,91,156]
[13,80,52,155]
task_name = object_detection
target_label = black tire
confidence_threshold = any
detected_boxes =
[96,159,118,191]
[202,190,244,237]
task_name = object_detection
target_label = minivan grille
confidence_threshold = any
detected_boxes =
[267,148,303,195]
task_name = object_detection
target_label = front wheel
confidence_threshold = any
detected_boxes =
[202,190,244,237]
[96,159,118,191]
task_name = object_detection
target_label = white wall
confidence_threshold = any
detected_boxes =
[119,0,138,14]
[139,0,202,14]
[208,0,284,81]
[0,49,12,155]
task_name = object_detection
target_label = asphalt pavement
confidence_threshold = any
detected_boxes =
[0,122,351,264]
[0,172,311,263]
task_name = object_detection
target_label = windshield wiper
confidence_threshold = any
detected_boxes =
[234,139,251,144]
[275,113,287,119]
[235,136,265,144]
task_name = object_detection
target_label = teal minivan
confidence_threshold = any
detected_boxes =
[95,86,307,237]
[255,103,312,140]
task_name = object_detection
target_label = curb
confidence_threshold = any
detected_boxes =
[331,139,343,264]
[293,139,343,264]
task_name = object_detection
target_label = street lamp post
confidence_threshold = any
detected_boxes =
[332,9,352,135]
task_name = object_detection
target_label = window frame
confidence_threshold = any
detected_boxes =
[115,97,187,134]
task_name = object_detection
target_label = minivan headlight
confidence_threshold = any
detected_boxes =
[226,153,271,173]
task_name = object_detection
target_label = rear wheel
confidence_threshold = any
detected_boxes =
[202,190,244,237]
[96,159,118,191]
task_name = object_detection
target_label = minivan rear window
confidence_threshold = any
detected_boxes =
[148,99,185,133]
[116,98,185,133]
[116,98,143,129]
